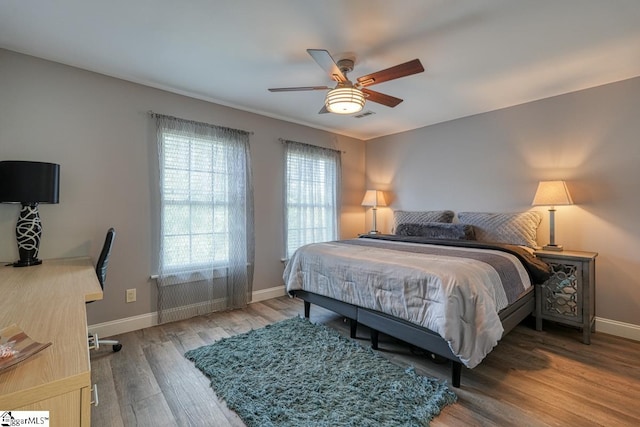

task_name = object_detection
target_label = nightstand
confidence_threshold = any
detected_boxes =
[534,249,598,344]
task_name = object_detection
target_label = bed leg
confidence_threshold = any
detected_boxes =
[349,318,357,338]
[451,361,462,388]
[370,329,379,350]
[304,301,310,318]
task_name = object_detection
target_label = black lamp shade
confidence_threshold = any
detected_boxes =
[0,161,60,204]
[0,161,60,267]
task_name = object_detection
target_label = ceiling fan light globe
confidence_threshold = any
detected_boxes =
[325,87,365,114]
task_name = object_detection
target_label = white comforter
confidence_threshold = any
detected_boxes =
[283,239,532,368]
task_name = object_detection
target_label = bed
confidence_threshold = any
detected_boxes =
[282,210,551,387]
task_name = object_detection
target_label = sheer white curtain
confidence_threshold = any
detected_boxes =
[155,114,254,323]
[284,140,341,259]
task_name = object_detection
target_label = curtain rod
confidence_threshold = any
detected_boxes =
[278,138,345,154]
[148,110,254,135]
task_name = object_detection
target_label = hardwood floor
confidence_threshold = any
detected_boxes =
[91,296,640,426]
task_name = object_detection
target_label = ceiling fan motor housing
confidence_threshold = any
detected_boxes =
[336,59,355,75]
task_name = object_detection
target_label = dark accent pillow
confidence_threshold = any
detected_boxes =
[395,222,476,240]
[393,210,455,233]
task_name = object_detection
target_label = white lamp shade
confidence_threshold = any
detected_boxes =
[531,181,573,207]
[361,190,387,207]
[325,87,366,114]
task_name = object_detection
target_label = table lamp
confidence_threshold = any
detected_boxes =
[361,190,387,234]
[0,161,60,267]
[531,180,573,251]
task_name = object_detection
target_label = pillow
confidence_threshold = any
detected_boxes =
[395,222,476,240]
[457,211,542,248]
[393,210,455,233]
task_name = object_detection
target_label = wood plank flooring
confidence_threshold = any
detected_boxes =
[91,296,640,426]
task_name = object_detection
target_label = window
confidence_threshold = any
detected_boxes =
[155,114,253,279]
[284,140,341,258]
[160,132,231,270]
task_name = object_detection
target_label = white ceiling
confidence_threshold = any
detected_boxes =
[2,1,640,140]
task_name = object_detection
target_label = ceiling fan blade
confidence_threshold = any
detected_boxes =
[307,49,347,82]
[362,88,403,108]
[268,86,330,92]
[318,105,329,114]
[357,59,424,87]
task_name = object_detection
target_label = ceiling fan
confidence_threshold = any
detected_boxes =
[268,49,425,115]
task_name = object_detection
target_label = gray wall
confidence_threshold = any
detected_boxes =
[366,76,640,327]
[0,49,366,325]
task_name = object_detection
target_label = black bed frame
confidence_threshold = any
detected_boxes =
[292,288,535,387]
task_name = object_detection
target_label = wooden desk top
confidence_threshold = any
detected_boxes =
[0,257,103,408]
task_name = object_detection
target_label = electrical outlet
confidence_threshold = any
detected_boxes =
[126,288,136,303]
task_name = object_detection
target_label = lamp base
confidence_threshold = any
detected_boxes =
[12,258,43,268]
[542,244,563,252]
[368,230,379,234]
[14,203,43,268]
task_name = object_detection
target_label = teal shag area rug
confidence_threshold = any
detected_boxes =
[185,316,457,427]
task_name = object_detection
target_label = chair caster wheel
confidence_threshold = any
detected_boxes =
[112,344,123,352]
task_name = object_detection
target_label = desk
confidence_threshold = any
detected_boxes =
[0,257,102,426]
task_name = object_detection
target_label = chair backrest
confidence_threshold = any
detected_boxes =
[95,228,116,290]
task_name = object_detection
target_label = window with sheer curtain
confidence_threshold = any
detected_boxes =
[155,113,254,323]
[284,140,341,259]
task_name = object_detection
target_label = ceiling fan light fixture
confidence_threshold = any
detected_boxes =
[325,87,366,114]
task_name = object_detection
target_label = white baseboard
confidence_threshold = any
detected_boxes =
[90,311,158,339]
[251,285,287,302]
[89,285,286,338]
[595,317,640,342]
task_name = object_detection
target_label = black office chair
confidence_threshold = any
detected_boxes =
[88,227,122,352]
